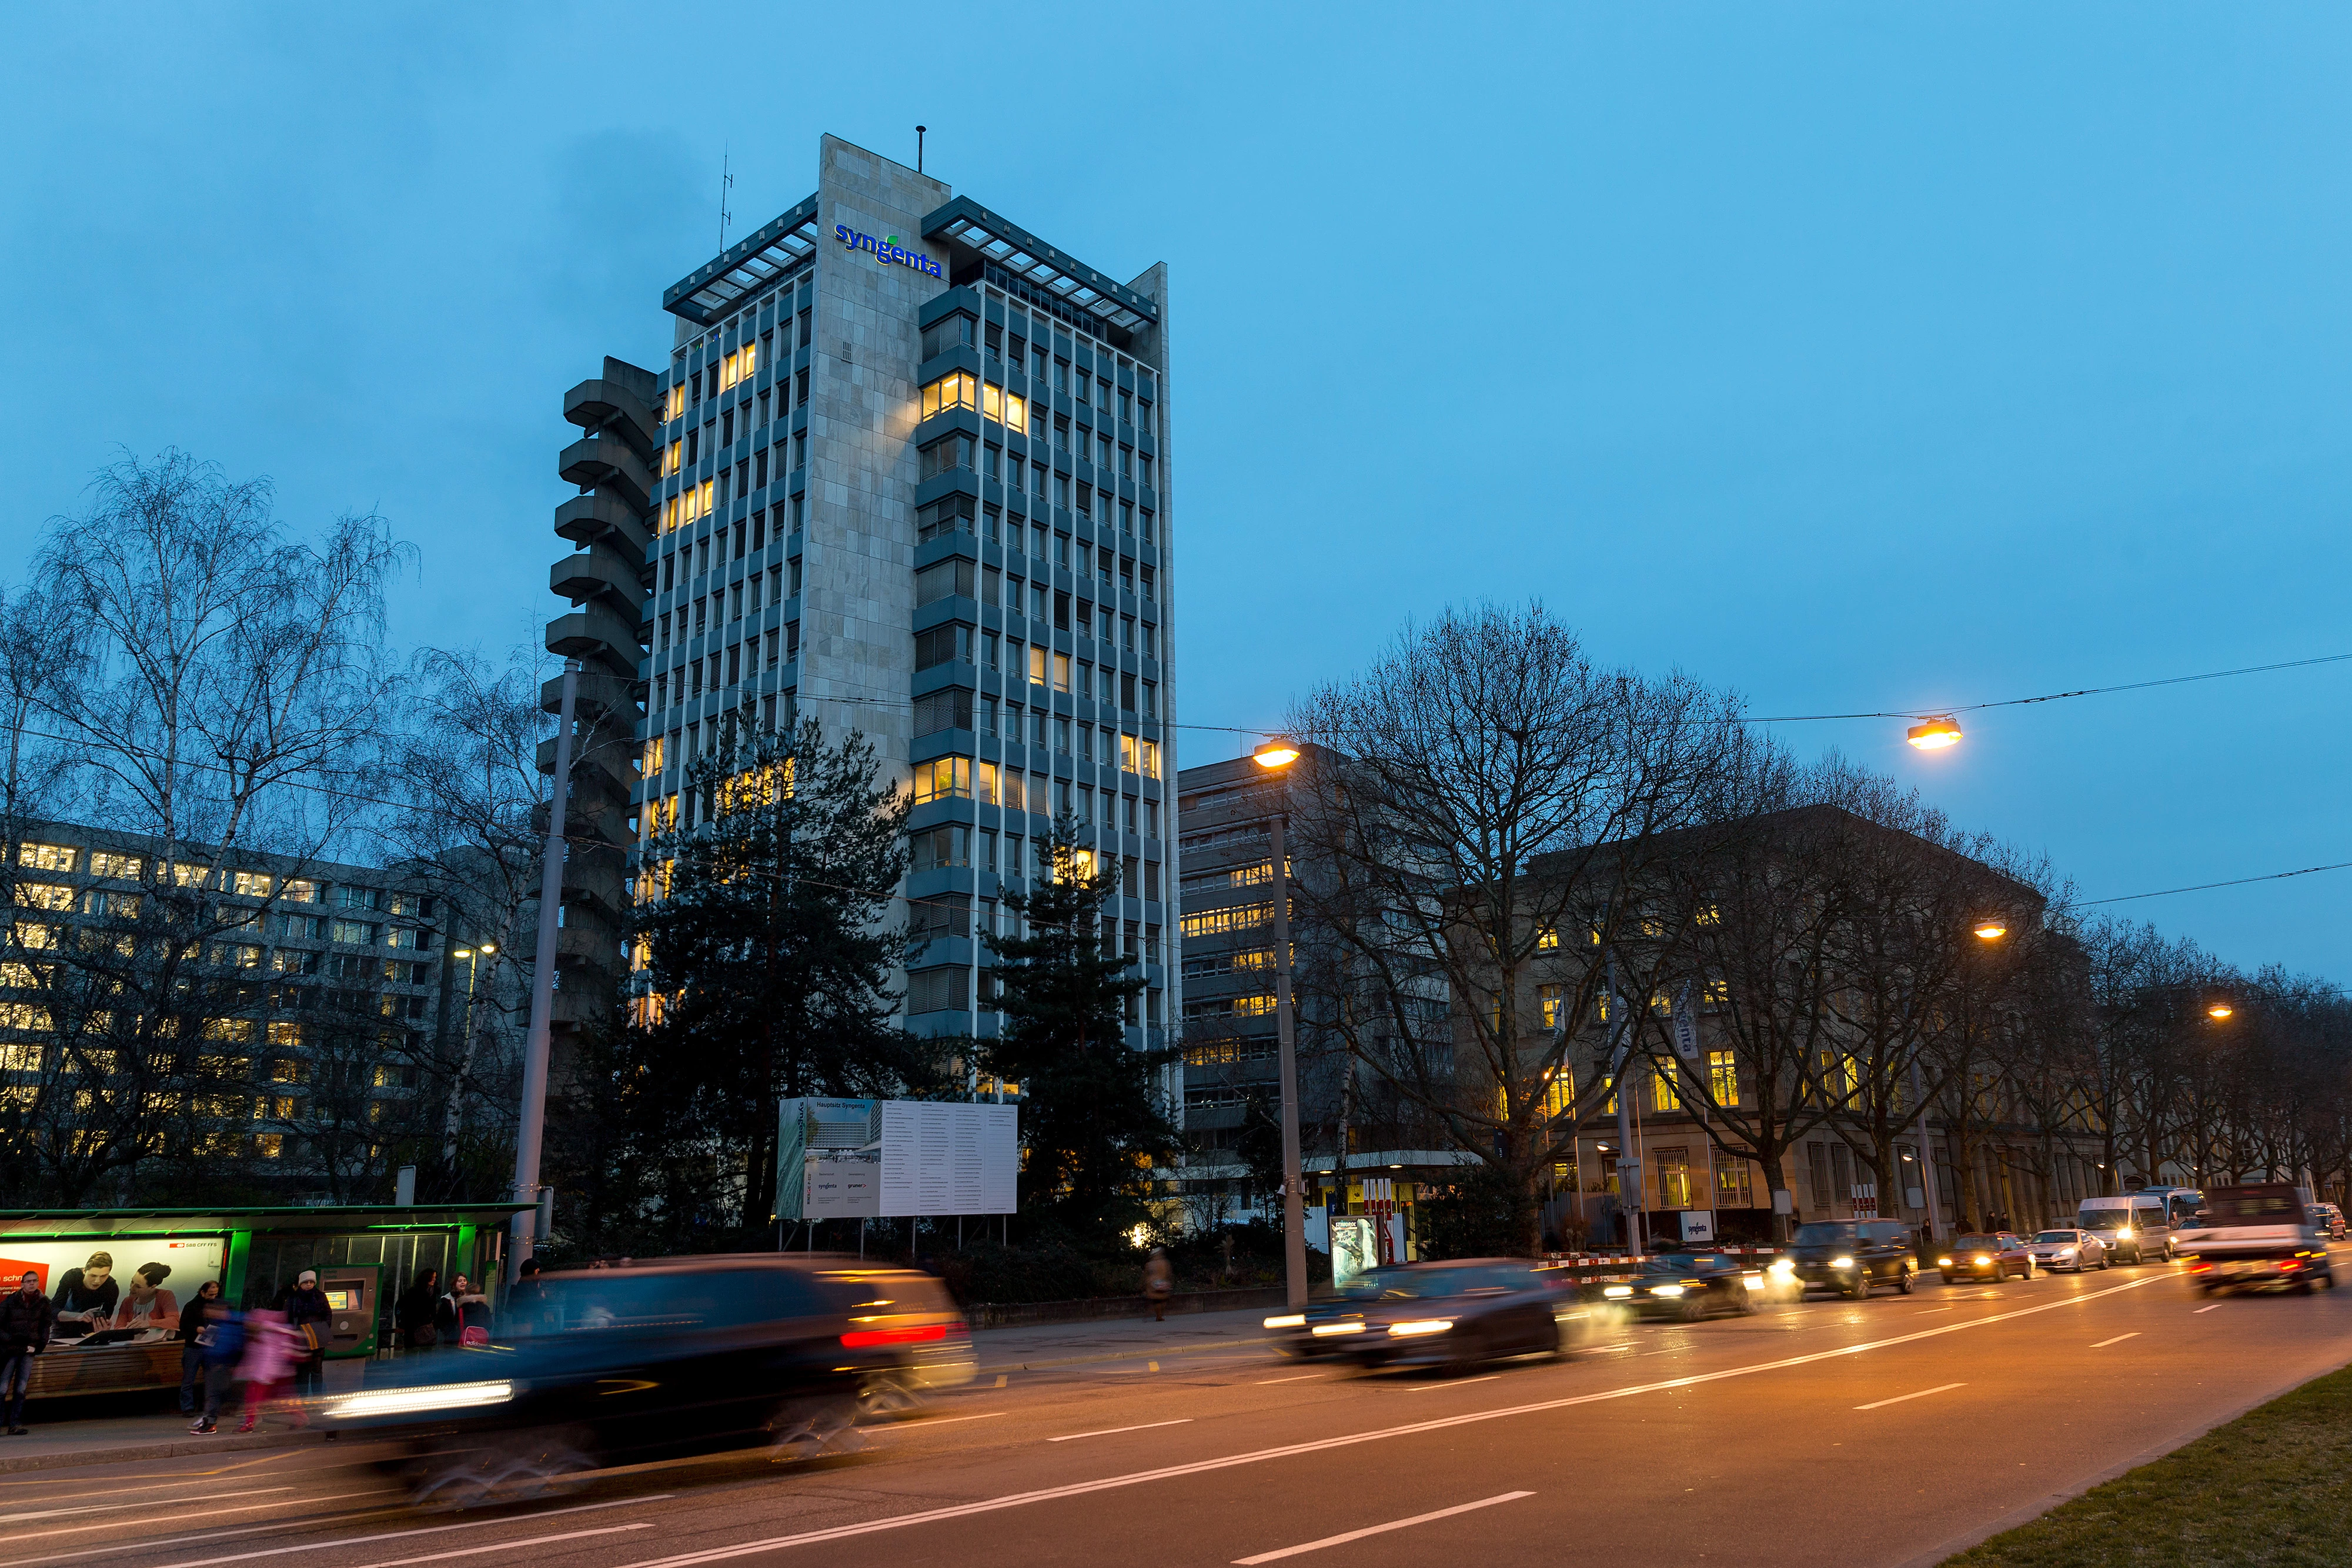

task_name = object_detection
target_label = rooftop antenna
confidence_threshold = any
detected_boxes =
[917,125,927,174]
[719,145,735,250]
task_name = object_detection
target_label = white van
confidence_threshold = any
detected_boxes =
[2077,1194,2172,1264]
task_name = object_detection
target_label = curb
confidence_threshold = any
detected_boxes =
[0,1426,333,1475]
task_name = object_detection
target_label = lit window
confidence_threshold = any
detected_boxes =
[666,440,683,477]
[1538,984,1564,1030]
[1053,653,1071,693]
[1121,734,1140,773]
[1709,1049,1739,1107]
[922,371,979,420]
[1536,924,1560,950]
[283,879,318,904]
[1028,645,1047,686]
[741,341,757,378]
[1702,978,1729,1010]
[912,757,973,804]
[14,885,72,912]
[666,385,686,421]
[1651,1066,1679,1113]
[233,871,273,898]
[721,350,740,390]
[16,844,74,873]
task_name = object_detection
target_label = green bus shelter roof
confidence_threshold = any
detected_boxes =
[0,1203,534,1239]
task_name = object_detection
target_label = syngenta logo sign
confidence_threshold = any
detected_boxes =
[836,224,943,278]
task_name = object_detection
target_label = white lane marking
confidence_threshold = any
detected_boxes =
[903,1412,1009,1427]
[337,1524,651,1568]
[137,1495,673,1568]
[2,1486,292,1523]
[2091,1333,2141,1349]
[1047,1418,1194,1442]
[1406,1376,1497,1391]
[19,1492,398,1545]
[1855,1382,1966,1411]
[2194,1304,2222,1315]
[1255,1373,1324,1385]
[1232,1490,1534,1564]
[599,1273,2174,1568]
[1915,1307,1954,1314]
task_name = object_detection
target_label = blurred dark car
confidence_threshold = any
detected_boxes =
[1322,1259,1594,1372]
[1788,1219,1921,1298]
[1938,1232,2035,1284]
[316,1255,972,1505]
[1265,1278,1403,1358]
[1595,1251,1762,1320]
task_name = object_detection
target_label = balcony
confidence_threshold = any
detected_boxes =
[544,603,645,680]
[550,547,644,612]
[558,436,654,512]
[553,492,649,567]
[564,376,657,448]
[540,667,641,723]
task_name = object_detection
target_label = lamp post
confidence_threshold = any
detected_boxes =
[512,657,582,1281]
[440,942,499,1174]
[1252,737,1305,1310]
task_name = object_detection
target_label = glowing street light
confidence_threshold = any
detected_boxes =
[2207,1002,2235,1021]
[1973,920,2007,941]
[1254,737,1301,770]
[1907,716,1963,751]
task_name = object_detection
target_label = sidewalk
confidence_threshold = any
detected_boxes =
[0,1308,1283,1474]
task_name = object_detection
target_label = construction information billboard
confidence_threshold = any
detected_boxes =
[777,1098,1018,1220]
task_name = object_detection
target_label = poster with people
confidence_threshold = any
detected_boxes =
[0,1237,226,1350]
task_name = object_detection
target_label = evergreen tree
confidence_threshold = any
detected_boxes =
[627,717,928,1232]
[984,817,1178,1239]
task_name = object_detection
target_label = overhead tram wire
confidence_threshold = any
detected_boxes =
[1748,650,2352,726]
[2079,859,2352,907]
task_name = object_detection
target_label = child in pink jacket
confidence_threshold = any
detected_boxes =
[234,1308,306,1432]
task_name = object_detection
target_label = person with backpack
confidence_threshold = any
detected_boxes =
[188,1296,246,1435]
[280,1271,330,1395]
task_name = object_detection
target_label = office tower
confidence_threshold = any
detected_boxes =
[545,134,1176,1051]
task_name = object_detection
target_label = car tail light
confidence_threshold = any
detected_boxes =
[841,1323,953,1348]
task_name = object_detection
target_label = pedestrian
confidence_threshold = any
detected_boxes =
[395,1268,440,1352]
[1,1269,56,1435]
[189,1296,245,1435]
[233,1308,303,1433]
[281,1269,330,1395]
[1142,1247,1174,1323]
[178,1279,222,1415]
[437,1273,491,1346]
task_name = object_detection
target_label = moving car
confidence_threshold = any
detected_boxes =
[2179,1184,2337,1295]
[317,1255,973,1505]
[1595,1251,1760,1321]
[2024,1228,2107,1273]
[2077,1194,2173,1265]
[1786,1219,1921,1298]
[1939,1232,2034,1283]
[1265,1278,1404,1358]
[1321,1259,1595,1372]
[2310,1202,2347,1241]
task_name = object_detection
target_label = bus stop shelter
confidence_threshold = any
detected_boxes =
[0,1202,533,1400]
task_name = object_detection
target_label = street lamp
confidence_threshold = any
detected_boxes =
[1972,920,2007,941]
[1906,716,1963,751]
[1252,737,1307,1310]
[2207,1001,2234,1021]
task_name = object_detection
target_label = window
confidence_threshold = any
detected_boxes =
[1180,902,1271,938]
[914,559,975,604]
[920,433,974,481]
[910,825,971,871]
[1718,1161,1755,1208]
[918,494,975,543]
[1538,984,1564,1029]
[913,690,973,736]
[1053,653,1071,693]
[17,843,74,873]
[921,370,978,420]
[14,884,72,912]
[921,312,975,359]
[981,383,1027,434]
[1708,1049,1739,1107]
[912,757,971,804]
[907,966,969,1015]
[90,851,142,880]
[913,624,973,670]
[1651,1064,1679,1113]
[1656,1148,1693,1210]
[330,920,377,945]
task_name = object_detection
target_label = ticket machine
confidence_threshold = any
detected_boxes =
[318,1263,382,1359]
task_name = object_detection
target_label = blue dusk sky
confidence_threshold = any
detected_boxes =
[4,5,2348,978]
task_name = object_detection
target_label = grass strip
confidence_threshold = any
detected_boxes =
[1945,1360,2352,1566]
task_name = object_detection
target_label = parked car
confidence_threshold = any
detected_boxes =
[1787,1219,1921,1299]
[317,1255,973,1506]
[1325,1259,1595,1372]
[2077,1193,2174,1265]
[1594,1251,1760,1321]
[2024,1228,2107,1273]
[1939,1232,2035,1283]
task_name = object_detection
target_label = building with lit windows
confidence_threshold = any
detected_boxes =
[544,134,1177,1051]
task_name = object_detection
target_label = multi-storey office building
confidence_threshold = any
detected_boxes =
[0,823,464,1188]
[546,135,1177,1048]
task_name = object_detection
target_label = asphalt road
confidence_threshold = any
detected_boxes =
[26,1252,2352,1568]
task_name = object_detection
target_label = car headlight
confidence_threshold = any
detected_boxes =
[1767,1259,1795,1275]
[1388,1319,1453,1338]
[1602,1285,1634,1299]
[2115,1228,2133,1240]
[1974,1255,1992,1266]
[322,1379,514,1420]
[1309,1322,1365,1337]
[1937,1256,1953,1267]
[2057,1248,2076,1258]
[1650,1284,1688,1298]
[1264,1314,1305,1329]
[1830,1256,1855,1269]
